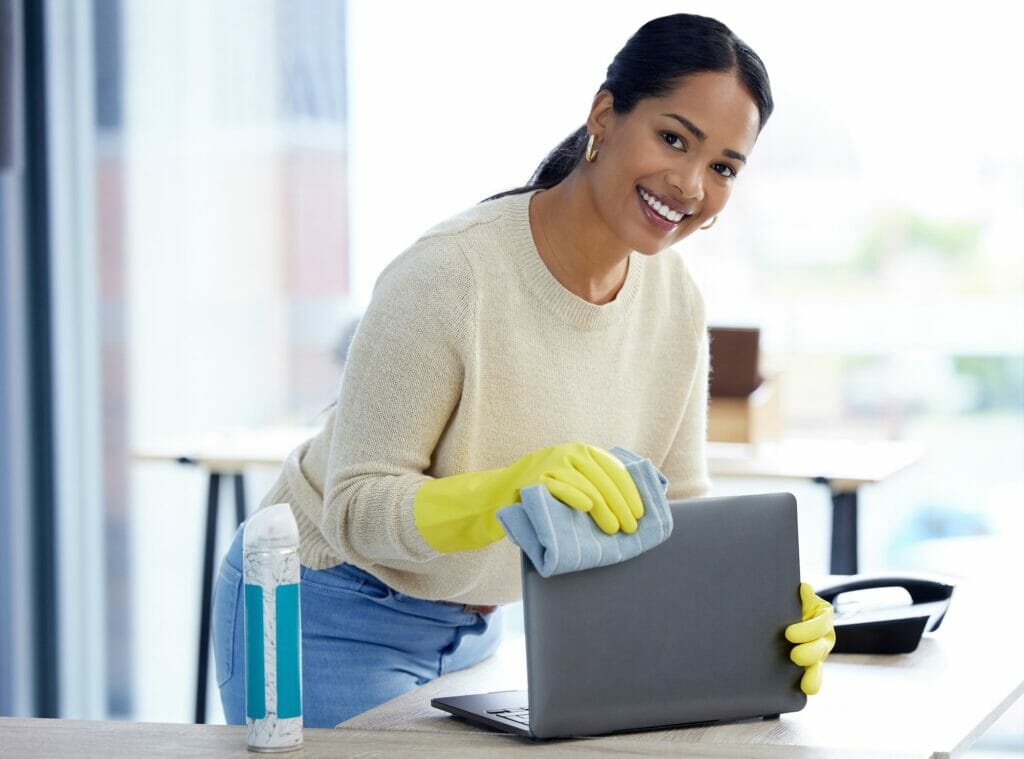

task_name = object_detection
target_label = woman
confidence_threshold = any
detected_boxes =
[212,12,834,728]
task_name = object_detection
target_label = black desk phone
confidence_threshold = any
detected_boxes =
[815,574,955,654]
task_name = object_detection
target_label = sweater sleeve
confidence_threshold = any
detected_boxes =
[661,270,711,500]
[318,241,473,566]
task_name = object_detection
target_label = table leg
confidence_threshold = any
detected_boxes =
[233,473,246,525]
[830,490,859,575]
[195,472,221,724]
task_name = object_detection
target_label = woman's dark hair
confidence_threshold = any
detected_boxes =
[483,14,773,202]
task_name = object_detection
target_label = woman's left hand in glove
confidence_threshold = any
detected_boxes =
[785,582,836,695]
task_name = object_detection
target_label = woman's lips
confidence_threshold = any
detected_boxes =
[636,187,685,232]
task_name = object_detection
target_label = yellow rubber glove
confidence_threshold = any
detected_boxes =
[413,442,645,554]
[785,582,836,695]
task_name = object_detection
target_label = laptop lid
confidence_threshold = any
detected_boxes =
[522,492,807,739]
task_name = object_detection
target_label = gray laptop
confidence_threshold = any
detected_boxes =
[432,493,807,739]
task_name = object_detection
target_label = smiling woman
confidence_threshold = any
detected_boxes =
[211,12,834,728]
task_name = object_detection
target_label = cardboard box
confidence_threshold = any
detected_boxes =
[709,326,762,397]
[708,377,781,443]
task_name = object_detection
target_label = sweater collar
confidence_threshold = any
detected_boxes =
[504,190,644,330]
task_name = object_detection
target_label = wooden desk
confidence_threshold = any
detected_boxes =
[134,428,921,723]
[0,716,926,757]
[337,579,1023,759]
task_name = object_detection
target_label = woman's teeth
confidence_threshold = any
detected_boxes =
[638,187,686,223]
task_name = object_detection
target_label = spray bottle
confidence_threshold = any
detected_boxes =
[243,502,303,752]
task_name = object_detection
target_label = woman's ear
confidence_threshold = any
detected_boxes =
[586,89,615,142]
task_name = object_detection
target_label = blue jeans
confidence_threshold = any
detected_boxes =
[212,523,503,727]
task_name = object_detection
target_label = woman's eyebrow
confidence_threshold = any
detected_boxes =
[662,113,748,164]
[662,112,706,141]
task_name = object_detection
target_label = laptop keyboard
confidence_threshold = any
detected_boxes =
[486,706,530,726]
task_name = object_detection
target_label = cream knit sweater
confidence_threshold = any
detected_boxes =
[259,189,710,605]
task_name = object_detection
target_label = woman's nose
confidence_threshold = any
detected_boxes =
[668,163,704,202]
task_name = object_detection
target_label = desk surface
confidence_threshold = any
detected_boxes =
[134,426,922,493]
[705,439,922,492]
[0,716,925,758]
[133,425,315,471]
[338,579,1023,759]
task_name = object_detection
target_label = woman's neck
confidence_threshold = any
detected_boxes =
[528,173,631,305]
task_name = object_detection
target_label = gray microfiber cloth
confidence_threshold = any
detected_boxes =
[496,447,672,578]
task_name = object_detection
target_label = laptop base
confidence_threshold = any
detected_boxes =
[431,691,532,738]
[432,690,784,740]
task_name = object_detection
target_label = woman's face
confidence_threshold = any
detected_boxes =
[585,71,761,254]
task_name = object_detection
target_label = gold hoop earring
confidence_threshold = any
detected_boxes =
[699,215,718,231]
[584,134,599,163]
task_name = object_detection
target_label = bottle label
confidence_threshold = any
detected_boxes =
[244,547,302,749]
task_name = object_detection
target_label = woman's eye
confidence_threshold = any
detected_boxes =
[661,132,686,151]
[713,163,737,179]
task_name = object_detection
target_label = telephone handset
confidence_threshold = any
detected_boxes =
[815,574,955,655]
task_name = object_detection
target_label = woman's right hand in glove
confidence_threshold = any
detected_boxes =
[413,442,644,553]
